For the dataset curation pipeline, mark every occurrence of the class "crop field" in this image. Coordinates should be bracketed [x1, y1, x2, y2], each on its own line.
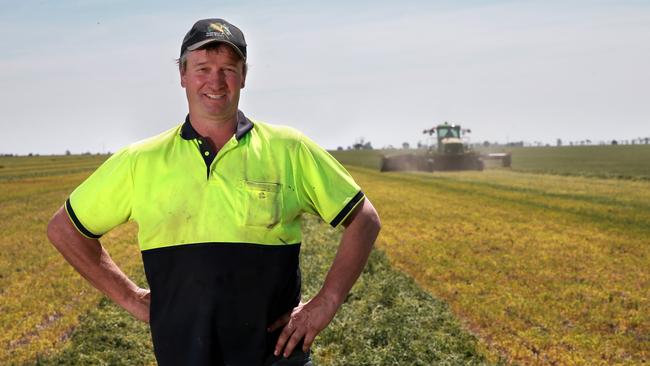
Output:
[0, 155, 144, 364]
[348, 166, 649, 365]
[0, 155, 108, 181]
[484, 145, 650, 180]
[0, 155, 487, 365]
[331, 144, 650, 179]
[3, 150, 649, 366]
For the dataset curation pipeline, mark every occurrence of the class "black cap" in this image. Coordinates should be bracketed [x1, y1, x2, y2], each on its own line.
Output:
[180, 18, 247, 60]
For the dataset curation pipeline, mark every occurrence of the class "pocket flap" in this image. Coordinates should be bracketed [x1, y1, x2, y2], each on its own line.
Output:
[245, 181, 281, 193]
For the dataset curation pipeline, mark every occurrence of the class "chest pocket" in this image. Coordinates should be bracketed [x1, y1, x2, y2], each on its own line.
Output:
[244, 181, 282, 228]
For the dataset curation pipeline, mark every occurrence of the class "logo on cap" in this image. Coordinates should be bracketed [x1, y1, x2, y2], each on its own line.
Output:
[207, 23, 232, 38]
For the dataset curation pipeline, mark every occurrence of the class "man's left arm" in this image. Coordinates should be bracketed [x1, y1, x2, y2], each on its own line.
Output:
[269, 197, 381, 358]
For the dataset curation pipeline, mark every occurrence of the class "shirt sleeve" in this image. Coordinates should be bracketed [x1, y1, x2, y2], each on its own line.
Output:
[293, 135, 365, 228]
[65, 147, 134, 239]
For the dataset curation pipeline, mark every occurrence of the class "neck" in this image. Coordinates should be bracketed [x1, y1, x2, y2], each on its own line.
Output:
[189, 110, 238, 151]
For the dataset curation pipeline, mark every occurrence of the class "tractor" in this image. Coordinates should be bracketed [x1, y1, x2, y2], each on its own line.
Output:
[380, 122, 511, 172]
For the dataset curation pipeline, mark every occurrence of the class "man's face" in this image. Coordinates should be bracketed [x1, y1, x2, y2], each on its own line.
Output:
[180, 45, 246, 120]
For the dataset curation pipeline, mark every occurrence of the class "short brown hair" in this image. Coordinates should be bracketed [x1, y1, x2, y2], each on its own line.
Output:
[176, 42, 248, 74]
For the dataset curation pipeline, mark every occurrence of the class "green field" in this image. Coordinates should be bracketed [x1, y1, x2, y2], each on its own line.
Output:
[331, 144, 650, 179]
[0, 155, 488, 365]
[495, 145, 650, 179]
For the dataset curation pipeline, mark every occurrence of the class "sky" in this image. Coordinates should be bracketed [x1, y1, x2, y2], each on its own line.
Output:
[1, 0, 649, 155]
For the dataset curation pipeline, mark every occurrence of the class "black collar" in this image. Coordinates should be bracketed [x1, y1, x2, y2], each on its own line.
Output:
[180, 110, 254, 141]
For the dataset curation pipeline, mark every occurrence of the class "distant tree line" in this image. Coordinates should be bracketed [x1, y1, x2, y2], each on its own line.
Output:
[368, 136, 650, 150]
[336, 136, 650, 151]
[556, 136, 650, 147]
[337, 137, 374, 151]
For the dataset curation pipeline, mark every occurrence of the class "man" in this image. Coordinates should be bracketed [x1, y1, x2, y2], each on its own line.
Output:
[47, 18, 380, 366]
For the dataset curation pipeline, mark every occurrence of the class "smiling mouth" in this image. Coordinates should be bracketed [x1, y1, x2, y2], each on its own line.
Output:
[205, 93, 225, 100]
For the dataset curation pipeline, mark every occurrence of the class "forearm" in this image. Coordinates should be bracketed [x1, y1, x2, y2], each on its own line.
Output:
[61, 238, 139, 306]
[47, 206, 148, 320]
[272, 198, 381, 356]
[317, 198, 381, 308]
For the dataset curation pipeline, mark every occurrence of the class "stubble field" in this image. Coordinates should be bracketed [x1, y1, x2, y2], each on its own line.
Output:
[347, 166, 649, 365]
[2, 150, 648, 365]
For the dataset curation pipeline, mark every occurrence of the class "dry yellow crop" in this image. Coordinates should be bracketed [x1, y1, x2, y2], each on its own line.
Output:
[350, 167, 649, 366]
[0, 169, 143, 364]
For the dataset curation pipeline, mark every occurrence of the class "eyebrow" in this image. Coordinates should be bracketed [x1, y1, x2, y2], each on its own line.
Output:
[192, 60, 240, 68]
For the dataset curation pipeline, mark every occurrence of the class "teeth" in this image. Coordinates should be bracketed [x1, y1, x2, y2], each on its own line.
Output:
[206, 94, 224, 99]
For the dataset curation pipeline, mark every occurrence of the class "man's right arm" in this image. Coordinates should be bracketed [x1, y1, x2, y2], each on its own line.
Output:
[47, 206, 150, 322]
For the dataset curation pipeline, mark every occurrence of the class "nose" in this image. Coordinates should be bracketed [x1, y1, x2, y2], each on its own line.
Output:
[207, 69, 226, 86]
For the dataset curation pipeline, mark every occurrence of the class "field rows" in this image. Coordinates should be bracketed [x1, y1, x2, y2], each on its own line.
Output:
[3, 153, 648, 365]
[349, 166, 649, 365]
[0, 156, 107, 181]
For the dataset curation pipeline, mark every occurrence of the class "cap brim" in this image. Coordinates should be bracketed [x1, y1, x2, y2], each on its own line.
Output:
[186, 39, 246, 60]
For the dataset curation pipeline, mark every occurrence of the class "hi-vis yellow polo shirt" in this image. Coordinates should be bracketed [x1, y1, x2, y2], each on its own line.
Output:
[64, 110, 365, 365]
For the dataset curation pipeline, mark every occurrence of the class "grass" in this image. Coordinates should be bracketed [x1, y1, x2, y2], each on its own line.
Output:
[497, 145, 650, 180]
[300, 216, 490, 365]
[1, 156, 489, 365]
[0, 169, 146, 365]
[328, 149, 387, 170]
[330, 144, 650, 180]
[33, 289, 155, 366]
[348, 166, 649, 365]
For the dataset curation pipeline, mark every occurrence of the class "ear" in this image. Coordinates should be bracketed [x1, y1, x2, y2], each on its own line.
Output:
[240, 64, 247, 89]
[180, 68, 187, 88]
